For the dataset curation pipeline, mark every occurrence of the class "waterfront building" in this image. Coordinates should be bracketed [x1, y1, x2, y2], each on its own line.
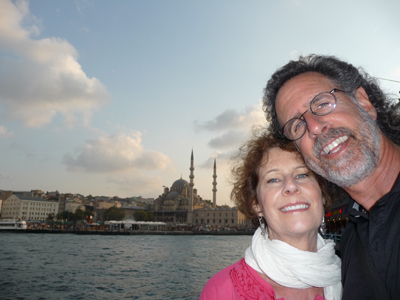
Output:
[64, 199, 85, 213]
[153, 150, 207, 224]
[153, 150, 247, 227]
[1, 194, 59, 220]
[194, 206, 247, 227]
[93, 200, 121, 210]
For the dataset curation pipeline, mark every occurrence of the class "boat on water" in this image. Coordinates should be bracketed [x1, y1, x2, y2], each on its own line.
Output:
[0, 219, 27, 230]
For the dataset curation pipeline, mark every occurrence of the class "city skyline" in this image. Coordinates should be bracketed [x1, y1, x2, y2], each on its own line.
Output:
[0, 0, 399, 205]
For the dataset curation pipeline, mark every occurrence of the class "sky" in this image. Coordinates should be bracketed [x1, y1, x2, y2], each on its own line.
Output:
[0, 0, 399, 205]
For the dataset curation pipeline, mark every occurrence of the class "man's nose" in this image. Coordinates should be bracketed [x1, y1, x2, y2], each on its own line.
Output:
[305, 113, 330, 139]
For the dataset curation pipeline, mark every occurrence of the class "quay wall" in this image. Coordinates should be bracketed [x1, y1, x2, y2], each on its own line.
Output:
[0, 229, 254, 235]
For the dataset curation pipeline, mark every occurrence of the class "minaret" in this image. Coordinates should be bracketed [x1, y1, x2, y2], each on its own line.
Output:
[212, 158, 217, 208]
[188, 149, 195, 224]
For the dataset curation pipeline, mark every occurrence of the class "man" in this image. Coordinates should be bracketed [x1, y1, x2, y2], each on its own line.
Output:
[262, 54, 400, 299]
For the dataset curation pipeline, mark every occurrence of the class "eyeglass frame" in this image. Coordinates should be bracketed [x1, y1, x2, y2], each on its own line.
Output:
[282, 88, 345, 141]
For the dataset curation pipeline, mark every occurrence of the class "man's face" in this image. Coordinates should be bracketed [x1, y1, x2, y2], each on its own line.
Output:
[275, 72, 381, 188]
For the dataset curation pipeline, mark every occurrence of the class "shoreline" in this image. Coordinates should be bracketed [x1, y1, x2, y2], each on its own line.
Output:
[0, 229, 254, 235]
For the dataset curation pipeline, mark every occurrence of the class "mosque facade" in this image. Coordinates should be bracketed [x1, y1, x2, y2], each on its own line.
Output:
[153, 150, 247, 227]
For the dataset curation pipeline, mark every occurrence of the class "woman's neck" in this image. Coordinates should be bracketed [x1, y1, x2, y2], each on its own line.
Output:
[268, 230, 319, 252]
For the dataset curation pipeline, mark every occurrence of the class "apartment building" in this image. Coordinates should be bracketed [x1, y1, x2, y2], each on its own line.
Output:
[1, 194, 59, 220]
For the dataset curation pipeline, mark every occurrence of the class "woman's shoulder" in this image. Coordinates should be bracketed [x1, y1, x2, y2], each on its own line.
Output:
[199, 259, 276, 300]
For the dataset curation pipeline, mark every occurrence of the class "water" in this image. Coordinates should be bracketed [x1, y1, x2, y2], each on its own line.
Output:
[0, 233, 252, 300]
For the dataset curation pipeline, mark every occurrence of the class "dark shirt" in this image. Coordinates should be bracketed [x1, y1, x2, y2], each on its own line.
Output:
[341, 174, 400, 300]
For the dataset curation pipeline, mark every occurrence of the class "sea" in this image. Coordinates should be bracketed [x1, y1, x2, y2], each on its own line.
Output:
[0, 233, 252, 300]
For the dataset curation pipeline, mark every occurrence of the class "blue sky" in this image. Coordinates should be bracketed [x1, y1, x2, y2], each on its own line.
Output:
[0, 0, 399, 205]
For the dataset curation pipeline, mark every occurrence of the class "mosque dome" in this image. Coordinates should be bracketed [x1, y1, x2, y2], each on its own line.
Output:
[166, 191, 180, 200]
[171, 179, 189, 188]
[180, 197, 190, 205]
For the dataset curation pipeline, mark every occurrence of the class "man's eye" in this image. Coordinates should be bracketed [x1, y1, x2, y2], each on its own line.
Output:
[293, 120, 305, 133]
[317, 102, 329, 109]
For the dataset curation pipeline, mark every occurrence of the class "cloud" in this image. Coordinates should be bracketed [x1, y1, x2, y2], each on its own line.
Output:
[107, 173, 164, 197]
[194, 104, 265, 132]
[0, 126, 13, 138]
[198, 150, 236, 169]
[207, 129, 247, 149]
[63, 132, 171, 173]
[195, 102, 267, 171]
[0, 0, 109, 127]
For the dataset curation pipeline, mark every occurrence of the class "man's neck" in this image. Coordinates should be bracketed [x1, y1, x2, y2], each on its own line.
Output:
[344, 136, 400, 211]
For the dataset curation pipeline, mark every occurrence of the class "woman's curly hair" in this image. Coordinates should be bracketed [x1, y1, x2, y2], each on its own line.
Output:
[230, 127, 333, 228]
[263, 54, 400, 144]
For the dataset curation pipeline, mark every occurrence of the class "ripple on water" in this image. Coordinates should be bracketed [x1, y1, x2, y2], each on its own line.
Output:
[0, 233, 251, 300]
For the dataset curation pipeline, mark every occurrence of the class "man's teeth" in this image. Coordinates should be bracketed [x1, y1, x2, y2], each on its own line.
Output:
[323, 136, 349, 155]
[281, 204, 309, 212]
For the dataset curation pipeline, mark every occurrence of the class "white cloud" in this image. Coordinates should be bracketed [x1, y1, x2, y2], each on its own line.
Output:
[198, 150, 235, 169]
[207, 129, 247, 149]
[0, 0, 109, 127]
[107, 173, 164, 197]
[194, 104, 265, 132]
[0, 126, 13, 138]
[63, 132, 171, 173]
[195, 103, 266, 168]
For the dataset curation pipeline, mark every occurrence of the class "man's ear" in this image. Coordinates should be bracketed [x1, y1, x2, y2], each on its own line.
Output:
[355, 86, 377, 120]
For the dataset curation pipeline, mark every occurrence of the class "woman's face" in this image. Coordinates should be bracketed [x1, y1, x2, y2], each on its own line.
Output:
[255, 148, 324, 242]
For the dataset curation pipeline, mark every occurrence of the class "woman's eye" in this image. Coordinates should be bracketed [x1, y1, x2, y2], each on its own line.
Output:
[267, 178, 279, 183]
[296, 173, 309, 179]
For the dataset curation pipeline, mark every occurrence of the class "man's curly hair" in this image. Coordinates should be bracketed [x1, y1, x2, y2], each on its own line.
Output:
[263, 54, 400, 144]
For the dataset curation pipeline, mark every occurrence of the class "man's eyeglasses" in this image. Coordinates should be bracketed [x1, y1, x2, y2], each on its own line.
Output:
[282, 88, 344, 141]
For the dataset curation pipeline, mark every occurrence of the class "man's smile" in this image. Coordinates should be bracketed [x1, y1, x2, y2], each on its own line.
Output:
[322, 135, 349, 155]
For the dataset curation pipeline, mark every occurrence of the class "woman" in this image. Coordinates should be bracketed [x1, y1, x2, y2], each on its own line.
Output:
[199, 130, 341, 300]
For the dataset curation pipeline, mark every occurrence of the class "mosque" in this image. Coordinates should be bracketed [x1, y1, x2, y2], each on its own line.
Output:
[153, 151, 247, 227]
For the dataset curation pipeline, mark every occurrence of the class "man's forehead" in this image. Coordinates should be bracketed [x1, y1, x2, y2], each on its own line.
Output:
[275, 72, 334, 119]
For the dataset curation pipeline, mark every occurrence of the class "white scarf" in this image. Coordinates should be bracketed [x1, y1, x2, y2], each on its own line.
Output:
[245, 228, 342, 300]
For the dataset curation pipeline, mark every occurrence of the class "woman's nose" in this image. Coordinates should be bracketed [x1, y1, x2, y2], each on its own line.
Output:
[283, 177, 300, 195]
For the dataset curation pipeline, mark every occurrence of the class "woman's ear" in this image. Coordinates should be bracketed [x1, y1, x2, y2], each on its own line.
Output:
[252, 201, 262, 216]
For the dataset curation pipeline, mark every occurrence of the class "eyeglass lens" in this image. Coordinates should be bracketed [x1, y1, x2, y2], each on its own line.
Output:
[284, 91, 337, 140]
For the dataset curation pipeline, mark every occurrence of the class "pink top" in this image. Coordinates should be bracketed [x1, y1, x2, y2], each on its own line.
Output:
[199, 258, 326, 300]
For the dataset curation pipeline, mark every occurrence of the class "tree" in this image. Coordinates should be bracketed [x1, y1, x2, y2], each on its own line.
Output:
[103, 207, 125, 221]
[47, 213, 55, 221]
[57, 211, 70, 221]
[72, 209, 84, 221]
[133, 210, 154, 221]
